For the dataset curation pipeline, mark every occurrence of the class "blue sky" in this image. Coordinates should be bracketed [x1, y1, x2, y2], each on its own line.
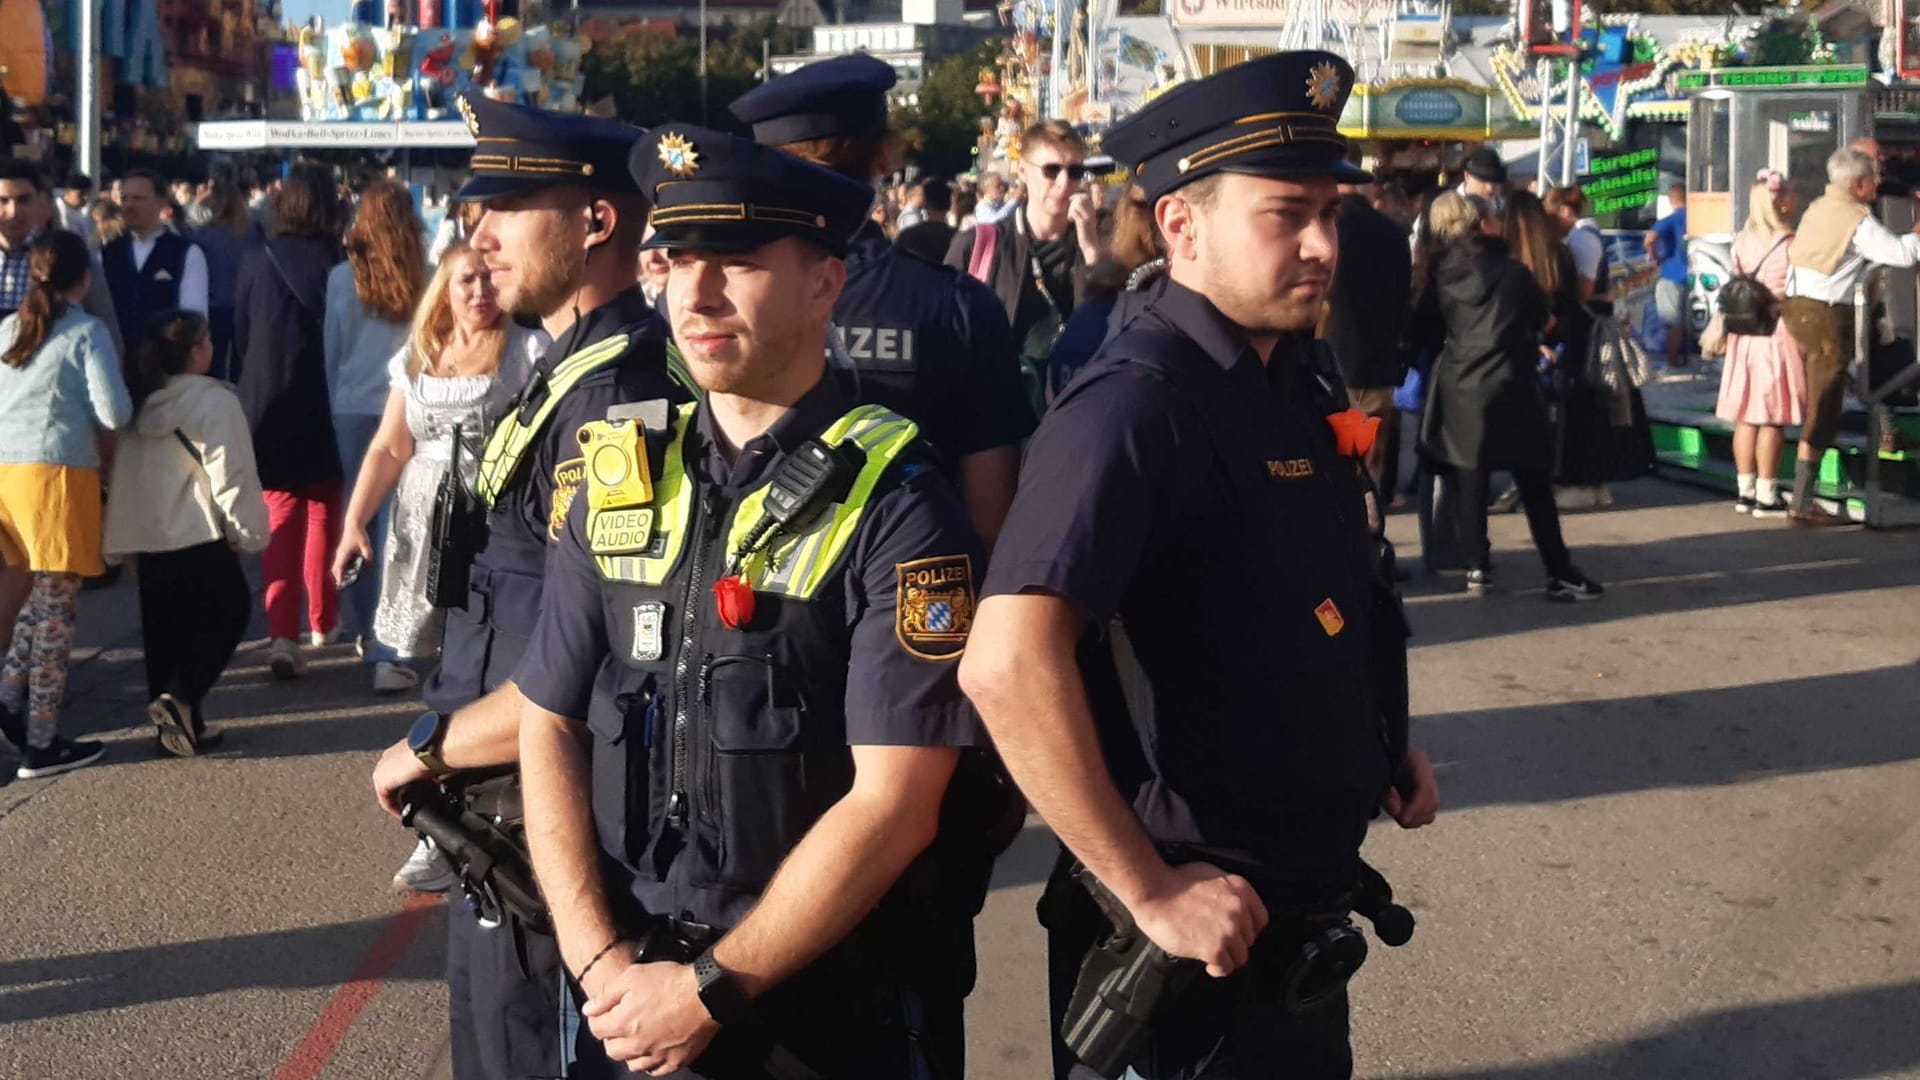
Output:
[278, 0, 331, 31]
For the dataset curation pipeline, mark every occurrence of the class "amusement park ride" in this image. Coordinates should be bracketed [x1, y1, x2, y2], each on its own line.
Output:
[1661, 4, 1920, 526]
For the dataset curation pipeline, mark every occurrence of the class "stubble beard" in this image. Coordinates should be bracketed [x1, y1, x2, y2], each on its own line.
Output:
[506, 235, 584, 319]
[1200, 247, 1320, 336]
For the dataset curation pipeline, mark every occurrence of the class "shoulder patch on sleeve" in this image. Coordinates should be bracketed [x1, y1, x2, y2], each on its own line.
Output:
[549, 456, 585, 542]
[895, 554, 975, 661]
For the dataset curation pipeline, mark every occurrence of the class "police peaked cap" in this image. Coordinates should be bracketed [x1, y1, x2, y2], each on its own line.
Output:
[631, 124, 875, 259]
[729, 54, 898, 146]
[1102, 50, 1371, 204]
[453, 92, 647, 203]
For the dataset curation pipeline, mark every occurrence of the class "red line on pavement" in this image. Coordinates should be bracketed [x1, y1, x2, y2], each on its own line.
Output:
[273, 892, 442, 1080]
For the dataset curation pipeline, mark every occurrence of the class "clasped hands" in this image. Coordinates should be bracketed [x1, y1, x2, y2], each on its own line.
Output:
[582, 953, 720, 1076]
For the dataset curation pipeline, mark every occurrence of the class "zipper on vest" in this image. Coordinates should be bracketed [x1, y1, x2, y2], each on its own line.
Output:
[668, 487, 726, 829]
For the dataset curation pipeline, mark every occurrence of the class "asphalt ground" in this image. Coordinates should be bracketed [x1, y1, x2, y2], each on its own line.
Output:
[1, 474, 1916, 1079]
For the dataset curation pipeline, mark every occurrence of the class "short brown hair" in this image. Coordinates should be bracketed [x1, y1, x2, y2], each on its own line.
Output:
[1542, 185, 1589, 218]
[781, 132, 902, 184]
[597, 191, 650, 263]
[1019, 120, 1086, 161]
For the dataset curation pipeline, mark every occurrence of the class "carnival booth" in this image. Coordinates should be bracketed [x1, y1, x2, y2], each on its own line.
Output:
[1665, 62, 1920, 526]
[194, 0, 592, 192]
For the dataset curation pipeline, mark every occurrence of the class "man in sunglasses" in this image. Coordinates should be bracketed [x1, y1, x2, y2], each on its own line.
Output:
[949, 121, 1106, 409]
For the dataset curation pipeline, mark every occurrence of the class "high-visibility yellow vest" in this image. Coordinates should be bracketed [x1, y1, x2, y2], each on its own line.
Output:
[587, 402, 919, 598]
[476, 334, 696, 505]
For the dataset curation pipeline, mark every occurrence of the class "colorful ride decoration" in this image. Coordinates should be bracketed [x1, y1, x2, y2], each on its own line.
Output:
[1488, 11, 1843, 139]
[295, 0, 589, 122]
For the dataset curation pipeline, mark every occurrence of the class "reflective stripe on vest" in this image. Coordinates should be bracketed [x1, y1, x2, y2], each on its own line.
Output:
[593, 403, 919, 599]
[477, 337, 698, 506]
[477, 334, 632, 505]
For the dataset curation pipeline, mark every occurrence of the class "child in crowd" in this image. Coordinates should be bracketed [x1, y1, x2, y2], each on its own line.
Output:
[0, 231, 133, 778]
[105, 310, 268, 756]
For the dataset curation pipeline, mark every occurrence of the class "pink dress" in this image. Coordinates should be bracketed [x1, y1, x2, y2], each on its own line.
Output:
[1716, 228, 1807, 426]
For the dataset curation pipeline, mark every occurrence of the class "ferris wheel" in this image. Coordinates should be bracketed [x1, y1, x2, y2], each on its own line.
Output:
[1273, 0, 1455, 84]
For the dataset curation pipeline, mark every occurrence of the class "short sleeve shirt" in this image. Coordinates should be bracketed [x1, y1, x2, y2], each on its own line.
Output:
[1653, 209, 1689, 283]
[1566, 222, 1606, 284]
[419, 289, 684, 715]
[982, 279, 1389, 898]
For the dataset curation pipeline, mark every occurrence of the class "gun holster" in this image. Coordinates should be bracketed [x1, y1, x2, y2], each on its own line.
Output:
[399, 778, 550, 935]
[1053, 856, 1416, 1078]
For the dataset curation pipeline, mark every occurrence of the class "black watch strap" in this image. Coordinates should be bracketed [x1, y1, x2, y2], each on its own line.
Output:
[693, 948, 752, 1028]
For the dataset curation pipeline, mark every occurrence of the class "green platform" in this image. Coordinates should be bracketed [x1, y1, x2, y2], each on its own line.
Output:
[1647, 402, 1920, 523]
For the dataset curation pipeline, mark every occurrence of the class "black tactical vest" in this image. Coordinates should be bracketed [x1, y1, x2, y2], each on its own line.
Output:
[579, 402, 923, 927]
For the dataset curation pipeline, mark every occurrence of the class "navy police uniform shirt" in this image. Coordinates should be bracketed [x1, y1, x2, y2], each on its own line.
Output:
[833, 221, 1036, 468]
[981, 277, 1392, 904]
[516, 375, 986, 921]
[422, 287, 687, 715]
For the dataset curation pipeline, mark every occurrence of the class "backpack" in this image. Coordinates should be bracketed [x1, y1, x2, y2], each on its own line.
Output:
[1716, 236, 1788, 336]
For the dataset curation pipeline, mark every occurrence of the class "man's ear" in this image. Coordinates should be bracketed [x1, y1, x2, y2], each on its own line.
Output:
[816, 252, 848, 308]
[1156, 194, 1197, 261]
[584, 197, 613, 253]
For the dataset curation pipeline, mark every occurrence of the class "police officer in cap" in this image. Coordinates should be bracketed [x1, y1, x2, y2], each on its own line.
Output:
[517, 125, 988, 1079]
[960, 52, 1441, 1078]
[366, 92, 691, 1080]
[730, 55, 1035, 545]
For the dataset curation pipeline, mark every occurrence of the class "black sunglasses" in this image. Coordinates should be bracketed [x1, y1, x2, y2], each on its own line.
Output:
[1034, 162, 1090, 182]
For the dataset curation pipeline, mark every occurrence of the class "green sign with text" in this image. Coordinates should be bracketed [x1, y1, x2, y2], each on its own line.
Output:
[1675, 65, 1869, 92]
[1580, 147, 1660, 217]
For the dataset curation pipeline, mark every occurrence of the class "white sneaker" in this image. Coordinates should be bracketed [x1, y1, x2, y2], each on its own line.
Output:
[393, 837, 458, 893]
[373, 661, 420, 694]
[307, 627, 341, 648]
[1554, 486, 1594, 511]
[268, 637, 308, 680]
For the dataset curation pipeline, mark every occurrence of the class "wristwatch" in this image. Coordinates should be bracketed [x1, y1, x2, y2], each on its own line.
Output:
[407, 710, 454, 779]
[693, 947, 751, 1028]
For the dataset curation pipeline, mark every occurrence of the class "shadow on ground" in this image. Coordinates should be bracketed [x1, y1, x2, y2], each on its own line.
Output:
[1421, 663, 1920, 812]
[1399, 523, 1920, 649]
[1395, 978, 1920, 1080]
[0, 904, 449, 1023]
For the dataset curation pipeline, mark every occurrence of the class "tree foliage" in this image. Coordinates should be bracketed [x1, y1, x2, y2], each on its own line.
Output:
[584, 19, 1001, 177]
[893, 41, 1000, 178]
[581, 17, 806, 129]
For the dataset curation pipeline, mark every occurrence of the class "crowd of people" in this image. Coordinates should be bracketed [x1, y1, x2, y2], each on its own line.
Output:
[0, 126, 1647, 784]
[3, 49, 1906, 1080]
[0, 157, 549, 787]
[2, 120, 1894, 778]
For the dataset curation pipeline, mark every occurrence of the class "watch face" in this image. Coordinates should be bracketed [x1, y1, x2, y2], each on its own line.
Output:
[408, 711, 442, 753]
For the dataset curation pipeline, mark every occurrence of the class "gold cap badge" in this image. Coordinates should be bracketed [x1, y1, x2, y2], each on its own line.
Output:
[456, 94, 481, 137]
[1306, 60, 1343, 112]
[658, 133, 700, 179]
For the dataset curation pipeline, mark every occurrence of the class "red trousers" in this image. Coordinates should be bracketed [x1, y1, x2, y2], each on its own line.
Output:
[262, 481, 341, 642]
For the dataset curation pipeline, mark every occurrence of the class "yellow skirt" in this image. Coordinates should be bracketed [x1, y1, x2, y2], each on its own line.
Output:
[0, 464, 104, 576]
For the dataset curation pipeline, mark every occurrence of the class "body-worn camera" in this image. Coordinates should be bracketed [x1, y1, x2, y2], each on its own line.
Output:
[577, 419, 653, 510]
